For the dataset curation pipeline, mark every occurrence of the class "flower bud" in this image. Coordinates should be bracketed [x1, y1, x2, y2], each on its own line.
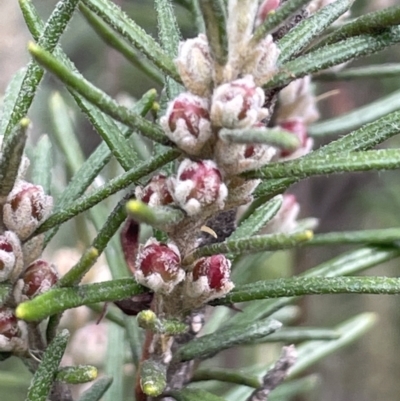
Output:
[175, 34, 213, 97]
[256, 0, 281, 26]
[0, 308, 19, 339]
[134, 238, 185, 294]
[276, 77, 319, 124]
[3, 181, 53, 240]
[135, 174, 174, 207]
[215, 138, 276, 175]
[278, 119, 313, 160]
[210, 76, 268, 128]
[0, 231, 24, 283]
[22, 260, 58, 299]
[186, 254, 234, 302]
[242, 35, 280, 86]
[170, 159, 228, 216]
[160, 93, 212, 155]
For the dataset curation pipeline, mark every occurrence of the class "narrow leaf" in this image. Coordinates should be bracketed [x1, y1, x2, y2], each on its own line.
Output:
[184, 231, 313, 264]
[316, 5, 400, 48]
[215, 276, 400, 305]
[253, 327, 340, 343]
[35, 148, 180, 235]
[26, 330, 69, 401]
[219, 128, 300, 150]
[57, 366, 98, 384]
[288, 313, 376, 378]
[278, 0, 354, 63]
[199, 0, 228, 66]
[264, 26, 400, 90]
[16, 278, 146, 321]
[31, 135, 52, 193]
[6, 0, 80, 137]
[79, 4, 163, 85]
[78, 377, 113, 401]
[49, 92, 85, 175]
[314, 63, 400, 81]
[28, 42, 170, 146]
[126, 200, 185, 227]
[252, 0, 312, 43]
[192, 368, 260, 388]
[244, 149, 400, 180]
[168, 388, 228, 401]
[175, 318, 282, 361]
[140, 359, 167, 397]
[232, 195, 283, 239]
[0, 118, 28, 198]
[155, 0, 182, 99]
[309, 88, 400, 136]
[82, 0, 181, 82]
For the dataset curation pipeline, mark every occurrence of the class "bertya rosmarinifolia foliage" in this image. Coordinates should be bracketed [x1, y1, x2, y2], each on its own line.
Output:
[1, 0, 400, 400]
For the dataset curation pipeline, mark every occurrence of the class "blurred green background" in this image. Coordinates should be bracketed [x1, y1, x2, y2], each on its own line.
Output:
[1, 1, 400, 400]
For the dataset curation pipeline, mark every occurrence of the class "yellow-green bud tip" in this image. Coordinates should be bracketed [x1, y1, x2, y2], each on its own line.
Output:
[87, 366, 98, 380]
[138, 309, 157, 323]
[142, 382, 163, 397]
[304, 230, 314, 240]
[15, 303, 29, 320]
[20, 118, 30, 128]
[126, 200, 146, 214]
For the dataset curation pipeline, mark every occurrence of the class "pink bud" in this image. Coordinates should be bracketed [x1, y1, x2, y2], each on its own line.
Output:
[186, 255, 234, 302]
[160, 93, 212, 155]
[0, 231, 23, 283]
[175, 34, 213, 97]
[3, 181, 53, 240]
[135, 174, 174, 207]
[134, 239, 185, 294]
[170, 159, 228, 216]
[211, 75, 268, 128]
[256, 0, 281, 26]
[278, 118, 313, 160]
[0, 308, 19, 339]
[22, 260, 58, 299]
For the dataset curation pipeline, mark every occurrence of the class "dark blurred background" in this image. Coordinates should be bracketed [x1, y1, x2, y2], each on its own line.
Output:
[1, 1, 400, 400]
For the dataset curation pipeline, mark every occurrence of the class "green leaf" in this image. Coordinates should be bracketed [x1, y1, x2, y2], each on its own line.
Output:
[264, 26, 400, 90]
[140, 359, 167, 397]
[192, 368, 260, 388]
[184, 231, 313, 264]
[244, 149, 400, 180]
[252, 327, 340, 343]
[31, 135, 52, 193]
[168, 388, 228, 401]
[35, 148, 180, 235]
[26, 329, 69, 401]
[305, 227, 400, 246]
[252, 0, 313, 43]
[79, 4, 163, 85]
[175, 318, 282, 361]
[28, 42, 170, 146]
[104, 324, 125, 401]
[6, 0, 80, 137]
[314, 63, 400, 81]
[309, 88, 400, 136]
[231, 195, 283, 239]
[219, 128, 300, 150]
[0, 67, 26, 137]
[82, 0, 181, 82]
[316, 5, 400, 48]
[288, 313, 376, 378]
[49, 92, 85, 175]
[16, 278, 146, 321]
[278, 0, 354, 63]
[228, 245, 400, 326]
[269, 376, 319, 401]
[78, 377, 113, 401]
[57, 366, 98, 384]
[215, 276, 400, 305]
[155, 0, 183, 99]
[126, 200, 185, 227]
[255, 110, 400, 199]
[199, 0, 227, 67]
[0, 118, 28, 198]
